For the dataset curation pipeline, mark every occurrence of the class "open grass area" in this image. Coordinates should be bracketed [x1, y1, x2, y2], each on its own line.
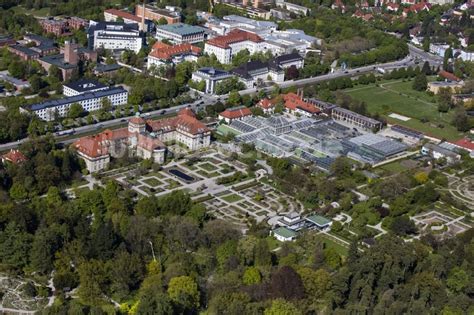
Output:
[143, 177, 161, 187]
[378, 160, 409, 174]
[12, 6, 51, 17]
[221, 194, 244, 203]
[320, 234, 349, 257]
[344, 80, 465, 140]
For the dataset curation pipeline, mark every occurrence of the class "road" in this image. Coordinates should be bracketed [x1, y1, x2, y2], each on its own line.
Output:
[0, 47, 437, 152]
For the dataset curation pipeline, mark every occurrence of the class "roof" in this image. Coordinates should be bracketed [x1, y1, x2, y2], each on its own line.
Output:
[231, 60, 278, 79]
[438, 70, 461, 82]
[147, 108, 209, 135]
[129, 115, 146, 125]
[257, 98, 276, 109]
[332, 106, 381, 125]
[88, 21, 139, 33]
[95, 63, 121, 73]
[105, 8, 142, 23]
[452, 138, 474, 151]
[27, 87, 127, 111]
[195, 67, 231, 78]
[283, 93, 320, 114]
[306, 214, 332, 226]
[273, 227, 297, 238]
[206, 29, 263, 49]
[149, 43, 201, 60]
[137, 133, 165, 151]
[424, 143, 460, 158]
[156, 23, 206, 36]
[2, 149, 27, 164]
[273, 52, 303, 65]
[9, 45, 40, 57]
[39, 54, 78, 70]
[23, 34, 55, 47]
[74, 134, 109, 158]
[63, 79, 107, 93]
[219, 106, 252, 119]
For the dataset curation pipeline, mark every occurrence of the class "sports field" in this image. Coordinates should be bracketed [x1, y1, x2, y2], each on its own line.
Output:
[344, 80, 465, 140]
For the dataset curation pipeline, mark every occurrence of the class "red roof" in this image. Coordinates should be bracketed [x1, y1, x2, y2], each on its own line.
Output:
[219, 106, 252, 119]
[207, 29, 263, 49]
[147, 108, 209, 135]
[137, 133, 165, 151]
[386, 2, 399, 10]
[179, 107, 197, 118]
[105, 8, 142, 23]
[452, 138, 474, 151]
[282, 93, 320, 114]
[149, 43, 201, 60]
[129, 116, 146, 125]
[257, 98, 276, 109]
[2, 149, 27, 164]
[439, 70, 461, 82]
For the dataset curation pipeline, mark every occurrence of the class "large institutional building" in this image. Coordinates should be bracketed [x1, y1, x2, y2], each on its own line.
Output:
[24, 86, 128, 121]
[73, 108, 211, 173]
[88, 21, 144, 53]
[204, 29, 265, 64]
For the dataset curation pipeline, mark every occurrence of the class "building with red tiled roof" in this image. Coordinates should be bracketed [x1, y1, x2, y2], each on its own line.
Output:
[386, 2, 400, 11]
[104, 9, 151, 32]
[147, 42, 201, 69]
[257, 98, 277, 114]
[73, 110, 210, 173]
[204, 29, 265, 64]
[451, 138, 474, 155]
[438, 70, 462, 82]
[218, 106, 253, 123]
[402, 2, 431, 16]
[282, 92, 320, 117]
[1, 149, 28, 165]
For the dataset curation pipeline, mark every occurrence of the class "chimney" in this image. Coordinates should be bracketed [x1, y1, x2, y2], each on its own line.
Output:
[141, 0, 146, 32]
[64, 40, 78, 65]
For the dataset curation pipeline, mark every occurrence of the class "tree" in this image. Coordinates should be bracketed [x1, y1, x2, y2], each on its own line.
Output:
[452, 107, 470, 131]
[49, 65, 63, 82]
[264, 299, 302, 315]
[29, 74, 44, 93]
[0, 222, 32, 270]
[8, 60, 26, 79]
[412, 73, 427, 91]
[414, 171, 429, 184]
[389, 216, 417, 236]
[68, 103, 84, 119]
[243, 266, 262, 285]
[227, 90, 241, 106]
[269, 266, 305, 300]
[297, 267, 332, 299]
[136, 291, 173, 315]
[77, 259, 109, 306]
[167, 276, 200, 311]
[422, 61, 431, 75]
[156, 17, 168, 25]
[446, 267, 470, 293]
[331, 157, 352, 178]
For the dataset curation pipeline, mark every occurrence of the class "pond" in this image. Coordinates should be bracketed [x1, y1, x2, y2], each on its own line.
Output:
[168, 168, 195, 182]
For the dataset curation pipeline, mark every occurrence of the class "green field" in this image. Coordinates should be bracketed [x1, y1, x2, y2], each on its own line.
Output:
[221, 194, 244, 203]
[344, 80, 465, 141]
[12, 6, 51, 17]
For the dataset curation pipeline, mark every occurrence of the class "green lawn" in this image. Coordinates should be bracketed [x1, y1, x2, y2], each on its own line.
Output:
[143, 177, 162, 187]
[319, 234, 349, 257]
[379, 160, 408, 174]
[12, 6, 50, 17]
[344, 80, 464, 140]
[221, 194, 244, 203]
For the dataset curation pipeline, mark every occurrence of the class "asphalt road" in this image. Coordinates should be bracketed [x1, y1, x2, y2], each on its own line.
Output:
[0, 48, 440, 152]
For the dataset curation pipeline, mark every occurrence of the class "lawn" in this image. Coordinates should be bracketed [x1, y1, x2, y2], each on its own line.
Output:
[12, 6, 51, 17]
[221, 194, 244, 203]
[319, 234, 349, 257]
[344, 80, 464, 140]
[199, 162, 217, 172]
[378, 160, 409, 174]
[143, 177, 162, 187]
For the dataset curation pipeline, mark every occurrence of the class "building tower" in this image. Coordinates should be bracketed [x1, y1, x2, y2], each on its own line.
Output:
[141, 0, 146, 32]
[64, 40, 79, 65]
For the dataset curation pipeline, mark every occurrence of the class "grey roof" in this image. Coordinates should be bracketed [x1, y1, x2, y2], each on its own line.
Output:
[63, 79, 107, 93]
[273, 52, 303, 64]
[332, 107, 382, 125]
[425, 143, 459, 158]
[88, 21, 139, 33]
[349, 134, 407, 156]
[94, 63, 121, 73]
[9, 45, 40, 57]
[27, 87, 127, 111]
[196, 67, 230, 77]
[39, 54, 77, 70]
[24, 34, 55, 47]
[156, 23, 206, 36]
[231, 60, 281, 79]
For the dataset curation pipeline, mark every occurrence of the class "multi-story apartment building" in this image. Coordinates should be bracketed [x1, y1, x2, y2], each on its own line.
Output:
[135, 4, 181, 24]
[204, 29, 264, 64]
[63, 79, 108, 97]
[24, 87, 128, 121]
[147, 42, 201, 69]
[88, 21, 144, 53]
[155, 23, 206, 44]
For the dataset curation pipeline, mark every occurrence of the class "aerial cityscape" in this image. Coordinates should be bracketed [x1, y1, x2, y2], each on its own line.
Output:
[0, 0, 472, 313]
